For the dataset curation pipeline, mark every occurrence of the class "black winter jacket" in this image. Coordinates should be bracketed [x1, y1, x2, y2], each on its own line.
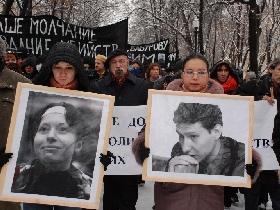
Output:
[90, 73, 149, 106]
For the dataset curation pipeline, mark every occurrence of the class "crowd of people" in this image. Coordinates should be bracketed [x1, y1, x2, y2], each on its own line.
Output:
[0, 35, 279, 210]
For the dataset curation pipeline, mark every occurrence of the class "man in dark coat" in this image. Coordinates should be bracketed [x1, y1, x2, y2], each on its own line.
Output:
[237, 57, 280, 210]
[90, 49, 149, 210]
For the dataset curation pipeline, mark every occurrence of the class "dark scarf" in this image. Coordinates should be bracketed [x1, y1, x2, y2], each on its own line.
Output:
[49, 76, 79, 90]
[111, 71, 129, 86]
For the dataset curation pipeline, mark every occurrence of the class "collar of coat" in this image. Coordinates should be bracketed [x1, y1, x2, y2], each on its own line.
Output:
[103, 72, 138, 87]
[166, 78, 224, 94]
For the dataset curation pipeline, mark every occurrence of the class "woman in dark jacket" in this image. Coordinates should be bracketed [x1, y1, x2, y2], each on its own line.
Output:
[22, 55, 38, 80]
[210, 60, 240, 95]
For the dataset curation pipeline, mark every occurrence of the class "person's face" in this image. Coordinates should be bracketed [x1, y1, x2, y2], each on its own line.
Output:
[150, 66, 160, 79]
[52, 62, 76, 85]
[83, 63, 90, 70]
[34, 113, 82, 170]
[17, 57, 26, 66]
[25, 65, 35, 74]
[269, 63, 280, 86]
[5, 56, 17, 64]
[109, 55, 129, 80]
[132, 63, 140, 69]
[176, 122, 221, 163]
[245, 75, 251, 82]
[217, 64, 230, 83]
[95, 59, 105, 72]
[181, 58, 209, 92]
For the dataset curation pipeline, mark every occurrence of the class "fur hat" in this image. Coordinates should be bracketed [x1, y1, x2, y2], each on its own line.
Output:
[105, 49, 128, 68]
[0, 37, 7, 58]
[95, 54, 106, 63]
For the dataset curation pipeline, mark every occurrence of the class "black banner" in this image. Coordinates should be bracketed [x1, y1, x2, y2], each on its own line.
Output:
[167, 51, 180, 68]
[127, 39, 169, 68]
[0, 15, 128, 57]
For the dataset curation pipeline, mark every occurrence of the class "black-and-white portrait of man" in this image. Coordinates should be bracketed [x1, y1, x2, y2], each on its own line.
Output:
[152, 103, 245, 177]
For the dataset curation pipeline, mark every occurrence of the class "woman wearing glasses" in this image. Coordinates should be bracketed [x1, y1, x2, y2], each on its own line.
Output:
[133, 53, 225, 210]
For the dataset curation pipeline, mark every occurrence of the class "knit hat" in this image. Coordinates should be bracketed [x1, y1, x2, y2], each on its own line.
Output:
[33, 42, 88, 91]
[43, 42, 83, 73]
[0, 37, 7, 58]
[105, 49, 128, 68]
[95, 54, 107, 63]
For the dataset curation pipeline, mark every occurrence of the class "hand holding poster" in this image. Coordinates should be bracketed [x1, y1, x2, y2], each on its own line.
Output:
[0, 83, 114, 209]
[253, 100, 279, 170]
[143, 89, 253, 188]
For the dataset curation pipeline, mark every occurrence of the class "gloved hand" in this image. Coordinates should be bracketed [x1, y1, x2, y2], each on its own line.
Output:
[139, 142, 150, 163]
[99, 151, 114, 171]
[245, 158, 258, 178]
[0, 147, 12, 168]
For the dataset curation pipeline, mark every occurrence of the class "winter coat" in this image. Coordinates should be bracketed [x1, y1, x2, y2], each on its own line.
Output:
[21, 56, 38, 80]
[0, 67, 31, 149]
[0, 67, 31, 210]
[132, 78, 225, 210]
[90, 72, 150, 106]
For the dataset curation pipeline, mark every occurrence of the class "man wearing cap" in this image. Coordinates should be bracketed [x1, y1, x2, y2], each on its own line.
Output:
[90, 49, 150, 210]
[0, 37, 31, 210]
[16, 46, 29, 68]
[92, 54, 109, 83]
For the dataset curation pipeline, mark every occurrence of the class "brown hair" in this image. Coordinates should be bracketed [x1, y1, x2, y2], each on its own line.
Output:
[146, 62, 162, 79]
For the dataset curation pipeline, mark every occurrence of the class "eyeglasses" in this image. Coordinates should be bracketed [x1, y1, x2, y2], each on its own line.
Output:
[110, 59, 127, 65]
[183, 69, 208, 77]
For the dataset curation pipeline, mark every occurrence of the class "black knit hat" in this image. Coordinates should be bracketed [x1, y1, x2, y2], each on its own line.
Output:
[33, 42, 88, 91]
[105, 49, 128, 69]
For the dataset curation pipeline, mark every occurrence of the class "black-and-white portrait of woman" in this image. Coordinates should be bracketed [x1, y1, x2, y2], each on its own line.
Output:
[10, 91, 104, 199]
[0, 83, 114, 209]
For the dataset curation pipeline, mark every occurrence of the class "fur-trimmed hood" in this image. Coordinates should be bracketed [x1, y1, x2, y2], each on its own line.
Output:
[166, 78, 224, 94]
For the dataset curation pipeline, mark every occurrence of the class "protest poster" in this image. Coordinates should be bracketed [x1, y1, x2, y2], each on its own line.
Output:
[253, 100, 279, 170]
[143, 89, 254, 188]
[0, 15, 128, 57]
[0, 83, 114, 209]
[105, 106, 147, 175]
